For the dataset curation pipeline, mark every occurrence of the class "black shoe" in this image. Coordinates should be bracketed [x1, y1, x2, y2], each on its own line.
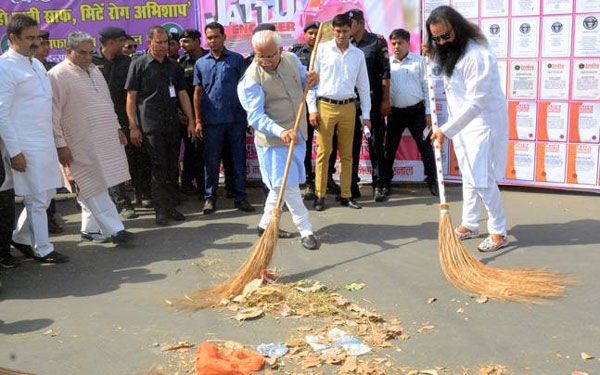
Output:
[155, 211, 168, 226]
[203, 199, 216, 215]
[257, 226, 294, 239]
[0, 254, 19, 268]
[382, 187, 391, 197]
[313, 197, 325, 211]
[351, 184, 362, 199]
[340, 198, 362, 209]
[10, 241, 35, 259]
[303, 184, 316, 201]
[80, 231, 111, 243]
[326, 178, 341, 195]
[301, 234, 319, 250]
[374, 188, 386, 202]
[48, 217, 63, 234]
[34, 251, 69, 264]
[234, 199, 255, 212]
[111, 230, 135, 245]
[428, 182, 439, 196]
[168, 209, 185, 221]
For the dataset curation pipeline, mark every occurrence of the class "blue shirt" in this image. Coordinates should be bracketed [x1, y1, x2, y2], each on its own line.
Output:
[193, 48, 247, 125]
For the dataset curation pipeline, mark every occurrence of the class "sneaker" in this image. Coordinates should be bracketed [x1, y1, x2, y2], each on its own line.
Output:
[454, 227, 479, 240]
[119, 208, 139, 219]
[203, 199, 216, 215]
[373, 188, 386, 202]
[81, 232, 111, 243]
[477, 236, 509, 253]
[34, 251, 69, 264]
[0, 254, 19, 268]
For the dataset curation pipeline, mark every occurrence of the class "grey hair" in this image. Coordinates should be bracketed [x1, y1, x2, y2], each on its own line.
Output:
[251, 30, 282, 50]
[67, 31, 94, 50]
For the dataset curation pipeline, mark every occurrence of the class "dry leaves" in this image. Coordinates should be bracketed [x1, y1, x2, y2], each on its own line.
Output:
[417, 325, 435, 333]
[581, 352, 594, 360]
[340, 356, 358, 373]
[42, 329, 59, 337]
[456, 308, 464, 313]
[478, 364, 506, 375]
[476, 295, 489, 304]
[300, 355, 322, 369]
[234, 307, 264, 322]
[160, 342, 194, 352]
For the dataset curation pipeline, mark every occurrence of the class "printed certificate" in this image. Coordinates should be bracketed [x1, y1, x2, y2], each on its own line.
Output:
[509, 60, 539, 99]
[512, 0, 540, 15]
[511, 17, 540, 57]
[572, 59, 600, 100]
[567, 144, 599, 184]
[540, 59, 571, 99]
[536, 142, 567, 182]
[542, 16, 573, 57]
[543, 0, 573, 14]
[569, 102, 600, 142]
[482, 0, 509, 17]
[506, 141, 536, 180]
[452, 0, 480, 18]
[538, 102, 569, 141]
[574, 14, 600, 57]
[482, 18, 509, 57]
[509, 101, 538, 140]
[576, 0, 600, 13]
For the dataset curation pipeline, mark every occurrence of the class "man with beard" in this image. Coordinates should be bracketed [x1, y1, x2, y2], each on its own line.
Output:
[427, 6, 509, 252]
[178, 29, 207, 198]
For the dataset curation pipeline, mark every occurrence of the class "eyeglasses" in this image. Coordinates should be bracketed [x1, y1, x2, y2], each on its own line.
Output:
[255, 51, 280, 61]
[432, 29, 453, 43]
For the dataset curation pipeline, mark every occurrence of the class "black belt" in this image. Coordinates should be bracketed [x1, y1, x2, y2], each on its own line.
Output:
[393, 101, 425, 111]
[318, 97, 355, 105]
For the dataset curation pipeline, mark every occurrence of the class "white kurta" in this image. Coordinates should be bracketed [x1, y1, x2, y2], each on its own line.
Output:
[440, 41, 509, 189]
[0, 49, 62, 196]
[48, 60, 130, 199]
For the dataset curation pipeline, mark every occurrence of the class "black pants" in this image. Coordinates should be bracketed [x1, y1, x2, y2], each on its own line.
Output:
[126, 137, 152, 200]
[0, 188, 15, 258]
[352, 109, 386, 189]
[144, 131, 180, 213]
[181, 127, 205, 195]
[384, 103, 436, 187]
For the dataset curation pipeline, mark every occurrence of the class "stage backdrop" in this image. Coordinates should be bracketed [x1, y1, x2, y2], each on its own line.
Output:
[423, 0, 600, 192]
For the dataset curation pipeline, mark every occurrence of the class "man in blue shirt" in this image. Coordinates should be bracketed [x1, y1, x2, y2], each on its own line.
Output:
[193, 22, 254, 214]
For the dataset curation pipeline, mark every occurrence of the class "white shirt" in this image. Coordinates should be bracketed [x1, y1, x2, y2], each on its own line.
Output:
[390, 52, 430, 114]
[307, 40, 371, 119]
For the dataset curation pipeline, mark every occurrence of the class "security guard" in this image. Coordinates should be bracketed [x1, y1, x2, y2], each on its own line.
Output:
[345, 9, 391, 202]
[178, 29, 207, 197]
[289, 21, 340, 199]
[93, 26, 152, 215]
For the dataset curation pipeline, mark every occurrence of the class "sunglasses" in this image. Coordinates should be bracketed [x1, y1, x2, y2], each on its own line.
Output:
[432, 29, 453, 43]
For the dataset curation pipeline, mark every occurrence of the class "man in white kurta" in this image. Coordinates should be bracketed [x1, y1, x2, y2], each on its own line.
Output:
[428, 6, 509, 252]
[0, 15, 67, 263]
[48, 32, 134, 245]
[237, 30, 319, 250]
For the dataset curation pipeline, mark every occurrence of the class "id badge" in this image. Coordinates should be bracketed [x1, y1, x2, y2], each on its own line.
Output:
[169, 84, 176, 98]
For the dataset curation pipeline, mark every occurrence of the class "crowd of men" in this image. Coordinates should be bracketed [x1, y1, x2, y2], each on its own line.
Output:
[2, 6, 509, 275]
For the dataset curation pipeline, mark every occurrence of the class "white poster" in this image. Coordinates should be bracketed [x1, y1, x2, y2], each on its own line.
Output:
[512, 0, 540, 15]
[574, 102, 600, 142]
[541, 143, 567, 182]
[543, 0, 573, 14]
[424, 0, 450, 19]
[482, 18, 509, 57]
[510, 141, 536, 180]
[542, 16, 573, 57]
[515, 102, 538, 139]
[573, 59, 600, 100]
[574, 14, 600, 57]
[540, 60, 571, 99]
[511, 17, 541, 57]
[510, 60, 539, 99]
[542, 102, 569, 141]
[576, 0, 600, 13]
[452, 0, 480, 18]
[497, 59, 508, 95]
[570, 144, 600, 185]
[482, 0, 509, 17]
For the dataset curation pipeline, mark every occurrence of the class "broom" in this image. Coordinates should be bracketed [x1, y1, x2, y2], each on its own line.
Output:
[424, 55, 574, 303]
[171, 23, 325, 309]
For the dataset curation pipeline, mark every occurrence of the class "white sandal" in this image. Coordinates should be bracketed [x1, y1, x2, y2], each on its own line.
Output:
[454, 227, 479, 240]
[477, 236, 509, 253]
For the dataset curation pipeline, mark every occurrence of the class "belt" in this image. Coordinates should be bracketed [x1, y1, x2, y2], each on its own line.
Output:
[318, 97, 355, 105]
[394, 101, 425, 111]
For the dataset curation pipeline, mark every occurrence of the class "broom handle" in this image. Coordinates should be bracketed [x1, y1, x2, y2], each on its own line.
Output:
[274, 22, 325, 211]
[424, 55, 448, 208]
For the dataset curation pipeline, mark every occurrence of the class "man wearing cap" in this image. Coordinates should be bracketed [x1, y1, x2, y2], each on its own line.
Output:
[178, 29, 207, 198]
[193, 22, 254, 215]
[0, 15, 68, 264]
[126, 26, 196, 226]
[92, 26, 143, 220]
[346, 8, 391, 202]
[307, 13, 370, 211]
[33, 29, 63, 234]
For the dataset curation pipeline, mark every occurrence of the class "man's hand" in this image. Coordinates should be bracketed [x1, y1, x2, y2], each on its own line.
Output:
[380, 101, 391, 117]
[187, 119, 196, 141]
[178, 110, 188, 126]
[306, 71, 319, 87]
[10, 153, 26, 172]
[195, 121, 204, 141]
[362, 118, 372, 130]
[309, 112, 319, 130]
[430, 128, 445, 147]
[421, 43, 430, 56]
[57, 147, 73, 168]
[130, 127, 143, 147]
[280, 129, 299, 145]
[425, 115, 432, 129]
[118, 129, 128, 146]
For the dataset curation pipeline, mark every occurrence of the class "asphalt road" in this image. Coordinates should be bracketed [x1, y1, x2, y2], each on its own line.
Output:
[0, 185, 598, 374]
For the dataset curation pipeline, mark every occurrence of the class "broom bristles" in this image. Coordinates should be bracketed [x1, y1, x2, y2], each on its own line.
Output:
[171, 215, 281, 310]
[438, 211, 575, 303]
